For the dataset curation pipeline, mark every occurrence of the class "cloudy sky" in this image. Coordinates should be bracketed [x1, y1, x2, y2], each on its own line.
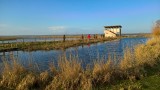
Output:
[0, 0, 160, 35]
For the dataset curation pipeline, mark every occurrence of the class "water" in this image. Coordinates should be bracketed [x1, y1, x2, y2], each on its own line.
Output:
[0, 37, 148, 71]
[0, 38, 79, 43]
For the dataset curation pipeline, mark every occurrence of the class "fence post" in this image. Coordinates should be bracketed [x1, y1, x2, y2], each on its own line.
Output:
[94, 34, 96, 39]
[101, 34, 103, 39]
[63, 35, 66, 42]
[81, 34, 84, 40]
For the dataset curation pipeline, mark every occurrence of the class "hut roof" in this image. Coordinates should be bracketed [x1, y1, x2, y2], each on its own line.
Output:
[104, 25, 122, 28]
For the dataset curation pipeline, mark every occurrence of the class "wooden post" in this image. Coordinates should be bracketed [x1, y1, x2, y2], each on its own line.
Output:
[102, 34, 105, 38]
[101, 34, 103, 38]
[63, 35, 66, 42]
[81, 34, 84, 40]
[120, 28, 121, 37]
[94, 34, 96, 39]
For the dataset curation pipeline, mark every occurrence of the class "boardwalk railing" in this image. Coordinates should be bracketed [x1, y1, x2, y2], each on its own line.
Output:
[0, 34, 105, 44]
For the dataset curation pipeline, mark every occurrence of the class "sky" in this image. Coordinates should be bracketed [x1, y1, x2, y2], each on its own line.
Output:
[0, 0, 160, 35]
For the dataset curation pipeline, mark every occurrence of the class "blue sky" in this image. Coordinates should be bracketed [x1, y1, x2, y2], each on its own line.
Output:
[0, 0, 160, 35]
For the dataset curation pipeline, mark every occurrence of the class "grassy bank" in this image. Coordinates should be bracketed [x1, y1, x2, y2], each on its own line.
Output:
[0, 37, 117, 51]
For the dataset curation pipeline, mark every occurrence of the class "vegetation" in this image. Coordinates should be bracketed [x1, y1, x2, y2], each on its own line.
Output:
[152, 20, 160, 37]
[0, 21, 160, 90]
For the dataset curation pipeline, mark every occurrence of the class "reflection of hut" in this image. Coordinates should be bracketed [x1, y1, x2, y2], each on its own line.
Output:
[104, 25, 122, 37]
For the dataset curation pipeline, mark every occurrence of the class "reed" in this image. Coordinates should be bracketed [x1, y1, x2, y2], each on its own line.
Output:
[0, 59, 27, 89]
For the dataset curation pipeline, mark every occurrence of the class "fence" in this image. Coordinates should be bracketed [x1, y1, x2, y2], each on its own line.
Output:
[0, 34, 105, 44]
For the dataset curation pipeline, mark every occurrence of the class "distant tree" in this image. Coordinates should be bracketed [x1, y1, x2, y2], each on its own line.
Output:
[152, 20, 160, 37]
[156, 20, 160, 27]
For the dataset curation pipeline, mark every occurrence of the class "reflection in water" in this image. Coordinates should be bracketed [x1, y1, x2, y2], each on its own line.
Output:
[0, 38, 148, 70]
[0, 38, 80, 44]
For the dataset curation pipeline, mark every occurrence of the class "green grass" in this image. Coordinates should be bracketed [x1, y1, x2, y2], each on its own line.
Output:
[108, 74, 160, 90]
[98, 61, 160, 90]
[101, 75, 160, 90]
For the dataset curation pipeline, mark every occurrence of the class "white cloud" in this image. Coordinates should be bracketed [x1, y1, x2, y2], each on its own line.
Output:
[48, 26, 66, 30]
[47, 26, 102, 35]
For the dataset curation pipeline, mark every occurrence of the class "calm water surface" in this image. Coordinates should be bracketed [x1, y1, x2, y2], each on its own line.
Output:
[0, 38, 79, 43]
[0, 37, 148, 71]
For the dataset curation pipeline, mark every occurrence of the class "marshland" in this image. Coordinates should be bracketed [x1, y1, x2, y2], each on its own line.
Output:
[1, 0, 160, 90]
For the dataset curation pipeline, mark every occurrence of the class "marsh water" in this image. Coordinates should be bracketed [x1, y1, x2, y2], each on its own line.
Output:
[0, 38, 79, 43]
[0, 37, 148, 71]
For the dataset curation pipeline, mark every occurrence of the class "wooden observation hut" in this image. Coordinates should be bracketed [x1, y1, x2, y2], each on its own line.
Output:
[104, 25, 122, 37]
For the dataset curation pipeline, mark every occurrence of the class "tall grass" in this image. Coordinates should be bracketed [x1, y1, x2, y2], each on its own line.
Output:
[0, 59, 28, 89]
[0, 33, 160, 89]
